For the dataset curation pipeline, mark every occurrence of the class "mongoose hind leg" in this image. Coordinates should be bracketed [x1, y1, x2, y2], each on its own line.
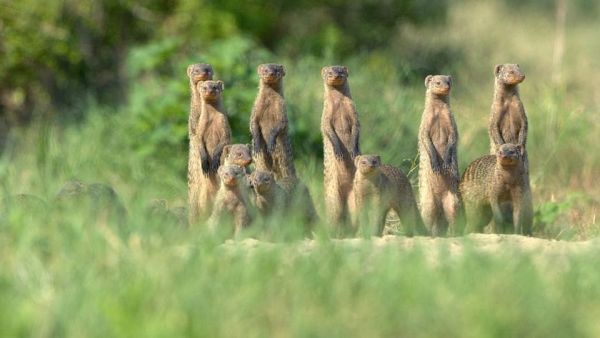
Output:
[442, 192, 462, 236]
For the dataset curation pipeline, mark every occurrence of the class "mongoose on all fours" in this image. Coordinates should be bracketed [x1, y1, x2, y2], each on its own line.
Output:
[418, 75, 463, 236]
[350, 155, 426, 236]
[250, 64, 296, 181]
[320, 65, 361, 233]
[460, 143, 533, 235]
[187, 64, 214, 225]
[189, 80, 232, 225]
[488, 64, 529, 169]
[208, 165, 252, 235]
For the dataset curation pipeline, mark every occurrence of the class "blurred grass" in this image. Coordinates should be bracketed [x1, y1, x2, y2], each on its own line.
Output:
[1, 0, 600, 336]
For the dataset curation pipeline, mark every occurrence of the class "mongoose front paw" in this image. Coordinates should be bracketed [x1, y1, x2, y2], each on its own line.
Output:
[201, 158, 210, 175]
[252, 138, 263, 155]
[210, 160, 220, 174]
[267, 138, 277, 154]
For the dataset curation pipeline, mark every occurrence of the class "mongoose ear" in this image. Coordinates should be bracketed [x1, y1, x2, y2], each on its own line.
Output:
[343, 66, 349, 75]
[257, 64, 264, 74]
[217, 80, 224, 91]
[448, 76, 453, 86]
[321, 67, 328, 79]
[186, 64, 193, 77]
[494, 64, 503, 76]
[424, 75, 433, 87]
[220, 145, 231, 164]
[281, 65, 286, 76]
[375, 155, 381, 163]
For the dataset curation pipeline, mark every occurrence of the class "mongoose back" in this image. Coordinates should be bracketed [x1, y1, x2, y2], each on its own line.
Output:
[189, 80, 232, 224]
[418, 74, 462, 236]
[320, 65, 361, 231]
[488, 64, 527, 156]
[208, 165, 251, 235]
[250, 64, 296, 181]
[460, 143, 533, 235]
[350, 155, 426, 236]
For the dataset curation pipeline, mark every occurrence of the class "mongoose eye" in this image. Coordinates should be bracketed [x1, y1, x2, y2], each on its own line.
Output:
[436, 81, 441, 85]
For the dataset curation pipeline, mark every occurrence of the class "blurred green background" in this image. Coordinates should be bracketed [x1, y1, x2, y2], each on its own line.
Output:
[2, 1, 600, 337]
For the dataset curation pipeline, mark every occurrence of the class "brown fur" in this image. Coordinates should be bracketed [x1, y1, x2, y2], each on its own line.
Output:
[221, 143, 253, 187]
[249, 170, 288, 216]
[418, 75, 462, 236]
[278, 176, 318, 228]
[208, 165, 251, 234]
[488, 64, 528, 162]
[187, 63, 214, 225]
[350, 155, 426, 236]
[250, 64, 296, 182]
[320, 65, 361, 232]
[189, 80, 232, 224]
[460, 144, 533, 235]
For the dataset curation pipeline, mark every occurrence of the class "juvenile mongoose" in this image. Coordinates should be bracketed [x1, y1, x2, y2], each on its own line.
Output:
[208, 165, 251, 234]
[488, 64, 527, 156]
[249, 170, 288, 217]
[187, 64, 214, 225]
[189, 80, 232, 224]
[418, 74, 462, 236]
[250, 64, 296, 181]
[221, 143, 254, 192]
[277, 175, 318, 227]
[320, 65, 361, 231]
[460, 143, 533, 235]
[350, 155, 426, 236]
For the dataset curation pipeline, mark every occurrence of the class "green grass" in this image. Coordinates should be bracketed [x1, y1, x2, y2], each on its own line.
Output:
[1, 0, 600, 336]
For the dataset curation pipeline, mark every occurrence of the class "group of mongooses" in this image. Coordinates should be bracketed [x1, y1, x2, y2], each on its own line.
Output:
[188, 62, 533, 237]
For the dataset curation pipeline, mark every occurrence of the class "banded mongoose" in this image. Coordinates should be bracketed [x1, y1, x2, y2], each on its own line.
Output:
[187, 64, 214, 224]
[460, 143, 533, 235]
[189, 80, 232, 224]
[221, 143, 253, 187]
[418, 74, 462, 236]
[249, 170, 288, 217]
[277, 175, 318, 227]
[350, 155, 426, 236]
[208, 165, 251, 234]
[320, 65, 361, 231]
[488, 64, 527, 155]
[250, 64, 296, 182]
[55, 180, 127, 224]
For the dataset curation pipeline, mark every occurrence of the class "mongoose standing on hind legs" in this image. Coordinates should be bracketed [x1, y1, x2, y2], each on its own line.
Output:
[418, 75, 462, 236]
[460, 143, 533, 235]
[208, 165, 251, 235]
[250, 64, 296, 181]
[350, 155, 426, 236]
[187, 63, 214, 224]
[488, 64, 528, 167]
[321, 65, 361, 232]
[189, 80, 232, 224]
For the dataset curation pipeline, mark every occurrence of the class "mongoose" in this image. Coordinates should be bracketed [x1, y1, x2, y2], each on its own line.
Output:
[187, 63, 214, 225]
[208, 165, 251, 234]
[147, 199, 187, 226]
[460, 143, 533, 235]
[350, 155, 426, 236]
[55, 180, 127, 224]
[189, 80, 232, 224]
[418, 74, 462, 236]
[277, 175, 318, 228]
[320, 65, 361, 231]
[250, 64, 296, 181]
[488, 64, 527, 158]
[249, 170, 288, 217]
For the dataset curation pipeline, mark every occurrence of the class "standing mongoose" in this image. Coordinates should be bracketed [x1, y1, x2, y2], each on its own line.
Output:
[250, 64, 296, 181]
[460, 143, 533, 235]
[208, 165, 252, 235]
[418, 74, 462, 236]
[488, 64, 529, 170]
[350, 155, 426, 236]
[320, 65, 361, 231]
[189, 80, 232, 224]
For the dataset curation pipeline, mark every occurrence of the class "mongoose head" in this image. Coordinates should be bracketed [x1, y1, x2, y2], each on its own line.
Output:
[222, 144, 252, 168]
[55, 179, 87, 200]
[321, 66, 349, 86]
[198, 80, 224, 102]
[496, 143, 523, 166]
[250, 170, 275, 194]
[218, 165, 244, 188]
[187, 63, 214, 85]
[258, 64, 286, 84]
[495, 64, 525, 85]
[355, 155, 382, 176]
[425, 75, 452, 96]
